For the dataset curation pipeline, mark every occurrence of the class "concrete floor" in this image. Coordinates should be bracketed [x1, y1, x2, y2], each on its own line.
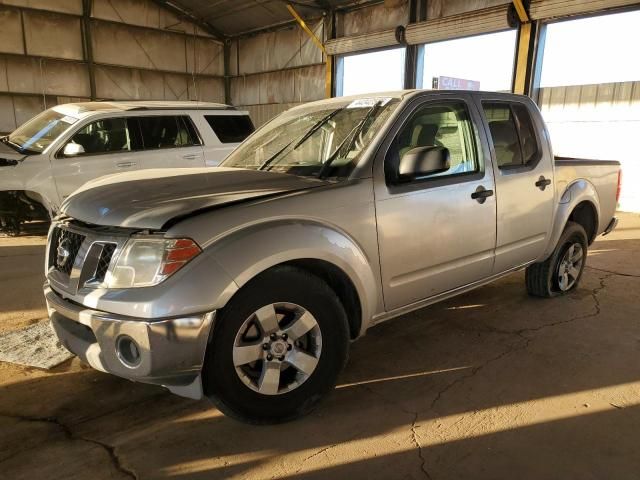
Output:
[1, 214, 639, 480]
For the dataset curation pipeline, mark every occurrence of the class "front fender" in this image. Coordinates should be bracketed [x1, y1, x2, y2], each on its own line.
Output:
[204, 220, 381, 335]
[541, 179, 600, 260]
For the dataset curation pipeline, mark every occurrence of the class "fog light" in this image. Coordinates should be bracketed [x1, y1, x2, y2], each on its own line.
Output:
[116, 335, 141, 367]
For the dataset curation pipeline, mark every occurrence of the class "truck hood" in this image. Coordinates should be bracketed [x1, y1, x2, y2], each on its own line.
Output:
[61, 167, 329, 229]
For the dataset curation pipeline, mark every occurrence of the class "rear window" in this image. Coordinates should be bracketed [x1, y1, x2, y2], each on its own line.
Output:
[205, 115, 254, 143]
[482, 102, 540, 169]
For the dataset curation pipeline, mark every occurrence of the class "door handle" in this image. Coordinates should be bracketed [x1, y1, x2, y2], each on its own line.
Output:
[116, 161, 136, 168]
[535, 176, 552, 191]
[182, 154, 199, 160]
[471, 186, 494, 204]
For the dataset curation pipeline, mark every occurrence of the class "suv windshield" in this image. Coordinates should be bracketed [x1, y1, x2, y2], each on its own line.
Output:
[5, 109, 78, 154]
[221, 98, 399, 178]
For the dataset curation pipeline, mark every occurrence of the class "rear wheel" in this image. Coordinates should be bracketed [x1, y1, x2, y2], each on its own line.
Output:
[203, 266, 350, 424]
[525, 221, 588, 298]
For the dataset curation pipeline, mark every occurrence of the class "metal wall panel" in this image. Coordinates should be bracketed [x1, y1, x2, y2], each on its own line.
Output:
[185, 37, 225, 76]
[0, 7, 25, 55]
[341, 1, 409, 36]
[2, 0, 82, 15]
[237, 21, 323, 75]
[231, 64, 325, 107]
[244, 102, 300, 127]
[530, 0, 640, 19]
[91, 0, 215, 38]
[23, 10, 84, 60]
[427, 0, 511, 19]
[1, 56, 90, 97]
[91, 21, 188, 72]
[405, 4, 513, 45]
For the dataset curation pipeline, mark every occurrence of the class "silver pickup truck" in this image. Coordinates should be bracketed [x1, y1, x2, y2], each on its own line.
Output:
[44, 90, 620, 423]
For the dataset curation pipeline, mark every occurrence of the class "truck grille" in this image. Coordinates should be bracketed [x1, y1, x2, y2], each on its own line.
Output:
[50, 227, 85, 275]
[94, 243, 117, 283]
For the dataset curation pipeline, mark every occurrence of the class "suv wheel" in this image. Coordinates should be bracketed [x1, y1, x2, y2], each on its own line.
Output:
[203, 266, 350, 424]
[525, 221, 588, 298]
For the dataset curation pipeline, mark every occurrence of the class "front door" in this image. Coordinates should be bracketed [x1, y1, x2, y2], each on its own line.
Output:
[374, 95, 497, 311]
[476, 98, 555, 273]
[52, 117, 141, 203]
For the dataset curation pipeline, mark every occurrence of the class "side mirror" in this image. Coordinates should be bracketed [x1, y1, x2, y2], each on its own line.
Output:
[63, 143, 85, 157]
[398, 146, 450, 181]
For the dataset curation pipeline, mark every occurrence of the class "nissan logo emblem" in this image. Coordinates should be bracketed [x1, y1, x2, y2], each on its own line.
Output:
[56, 238, 72, 267]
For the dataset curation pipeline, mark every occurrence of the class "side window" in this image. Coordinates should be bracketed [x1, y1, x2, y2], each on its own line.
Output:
[204, 115, 255, 143]
[387, 101, 479, 183]
[138, 116, 199, 150]
[482, 102, 540, 169]
[64, 118, 138, 156]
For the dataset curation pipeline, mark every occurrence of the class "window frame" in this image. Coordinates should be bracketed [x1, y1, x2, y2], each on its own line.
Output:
[56, 116, 141, 159]
[382, 96, 485, 192]
[480, 100, 543, 174]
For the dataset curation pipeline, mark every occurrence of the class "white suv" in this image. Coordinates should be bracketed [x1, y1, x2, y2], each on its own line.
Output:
[0, 101, 254, 228]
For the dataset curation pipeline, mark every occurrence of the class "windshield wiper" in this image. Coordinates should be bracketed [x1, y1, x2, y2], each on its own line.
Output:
[0, 136, 25, 154]
[317, 101, 382, 179]
[292, 107, 345, 150]
[258, 107, 346, 172]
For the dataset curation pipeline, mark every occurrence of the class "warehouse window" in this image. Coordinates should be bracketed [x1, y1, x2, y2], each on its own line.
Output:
[537, 9, 640, 211]
[418, 30, 517, 92]
[337, 47, 406, 96]
[205, 115, 255, 143]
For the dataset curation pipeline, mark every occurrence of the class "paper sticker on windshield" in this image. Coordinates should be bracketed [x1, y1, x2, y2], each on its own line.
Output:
[346, 97, 392, 109]
[60, 115, 79, 124]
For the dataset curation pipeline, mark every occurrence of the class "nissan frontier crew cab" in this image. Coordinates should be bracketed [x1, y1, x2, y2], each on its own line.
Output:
[44, 90, 621, 424]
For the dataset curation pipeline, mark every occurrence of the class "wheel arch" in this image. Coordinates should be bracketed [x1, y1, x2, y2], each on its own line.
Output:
[205, 220, 381, 338]
[541, 179, 600, 260]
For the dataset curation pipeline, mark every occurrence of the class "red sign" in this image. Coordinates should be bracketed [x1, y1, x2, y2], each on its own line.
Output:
[432, 76, 481, 91]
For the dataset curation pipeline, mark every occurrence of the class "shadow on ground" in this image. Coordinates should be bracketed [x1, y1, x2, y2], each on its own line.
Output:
[1, 230, 639, 479]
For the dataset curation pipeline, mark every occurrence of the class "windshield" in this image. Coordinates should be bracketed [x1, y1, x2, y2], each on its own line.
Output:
[6, 109, 78, 154]
[221, 98, 400, 178]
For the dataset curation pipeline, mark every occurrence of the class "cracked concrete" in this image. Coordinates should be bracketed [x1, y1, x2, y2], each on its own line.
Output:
[1, 213, 640, 479]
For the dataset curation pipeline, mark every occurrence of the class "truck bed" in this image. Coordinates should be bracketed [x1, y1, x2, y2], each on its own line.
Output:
[554, 157, 620, 236]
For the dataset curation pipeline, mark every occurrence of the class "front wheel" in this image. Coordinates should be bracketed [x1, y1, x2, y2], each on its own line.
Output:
[203, 266, 350, 424]
[525, 221, 588, 298]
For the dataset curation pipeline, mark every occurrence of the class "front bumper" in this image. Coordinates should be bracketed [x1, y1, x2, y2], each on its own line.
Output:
[45, 284, 215, 399]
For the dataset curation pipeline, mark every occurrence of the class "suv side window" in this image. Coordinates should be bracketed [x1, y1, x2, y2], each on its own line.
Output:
[482, 102, 541, 169]
[386, 101, 479, 183]
[137, 116, 200, 150]
[63, 117, 140, 156]
[204, 115, 255, 143]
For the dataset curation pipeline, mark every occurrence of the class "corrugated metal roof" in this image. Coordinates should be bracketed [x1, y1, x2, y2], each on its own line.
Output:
[165, 0, 359, 37]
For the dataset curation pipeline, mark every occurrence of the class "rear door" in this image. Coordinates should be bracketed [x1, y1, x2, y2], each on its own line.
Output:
[52, 116, 142, 202]
[374, 94, 498, 310]
[476, 97, 555, 273]
[136, 115, 205, 169]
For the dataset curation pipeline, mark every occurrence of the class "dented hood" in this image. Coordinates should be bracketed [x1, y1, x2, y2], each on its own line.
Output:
[61, 167, 328, 229]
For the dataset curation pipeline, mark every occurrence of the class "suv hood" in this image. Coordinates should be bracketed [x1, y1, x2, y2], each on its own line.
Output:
[61, 167, 329, 229]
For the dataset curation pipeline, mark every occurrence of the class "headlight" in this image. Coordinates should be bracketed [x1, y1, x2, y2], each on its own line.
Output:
[105, 237, 201, 288]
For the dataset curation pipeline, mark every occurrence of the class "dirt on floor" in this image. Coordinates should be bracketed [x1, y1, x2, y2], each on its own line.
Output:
[1, 213, 639, 480]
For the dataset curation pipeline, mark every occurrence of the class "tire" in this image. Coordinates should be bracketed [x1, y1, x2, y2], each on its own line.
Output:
[203, 265, 350, 424]
[525, 221, 588, 298]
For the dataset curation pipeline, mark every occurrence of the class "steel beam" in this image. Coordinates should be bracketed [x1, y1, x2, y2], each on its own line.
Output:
[286, 3, 332, 98]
